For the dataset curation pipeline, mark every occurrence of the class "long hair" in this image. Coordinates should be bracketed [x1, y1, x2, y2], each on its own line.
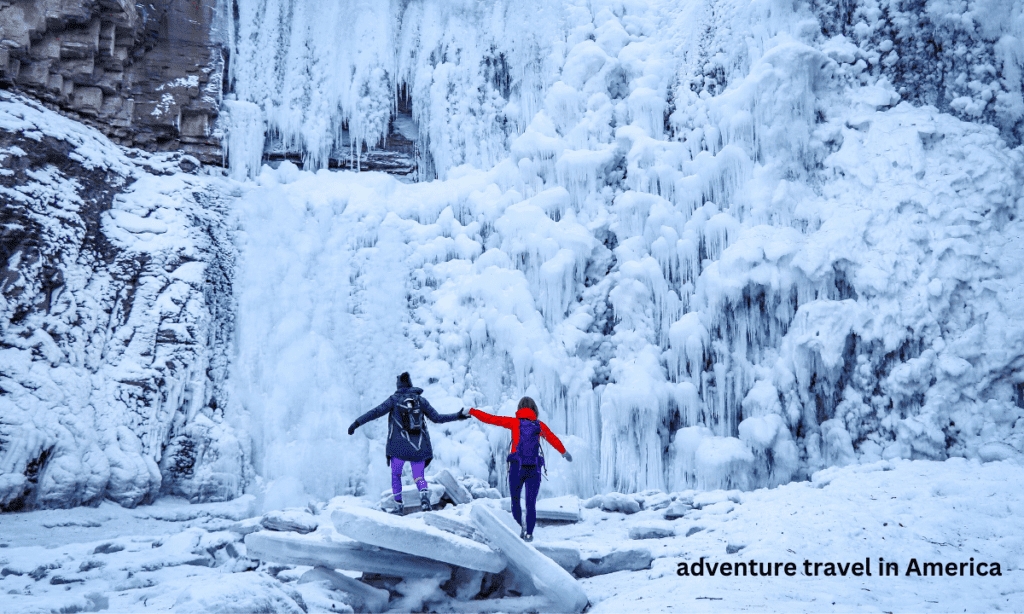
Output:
[517, 396, 539, 418]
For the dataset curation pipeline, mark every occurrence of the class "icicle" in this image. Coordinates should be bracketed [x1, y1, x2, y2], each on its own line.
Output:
[222, 99, 265, 180]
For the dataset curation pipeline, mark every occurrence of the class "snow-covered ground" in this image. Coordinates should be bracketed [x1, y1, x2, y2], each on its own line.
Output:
[0, 459, 1020, 612]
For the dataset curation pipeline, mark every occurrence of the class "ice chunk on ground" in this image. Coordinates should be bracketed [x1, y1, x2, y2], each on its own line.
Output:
[332, 507, 505, 573]
[434, 470, 473, 505]
[628, 525, 675, 540]
[298, 566, 389, 613]
[575, 548, 654, 577]
[534, 544, 582, 572]
[244, 530, 451, 577]
[471, 504, 589, 613]
[172, 571, 305, 613]
[501, 495, 582, 522]
[260, 509, 319, 534]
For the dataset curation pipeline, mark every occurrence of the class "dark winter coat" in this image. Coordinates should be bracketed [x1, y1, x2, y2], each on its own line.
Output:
[351, 385, 463, 464]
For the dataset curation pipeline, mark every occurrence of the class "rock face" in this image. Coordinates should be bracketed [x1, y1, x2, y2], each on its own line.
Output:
[0, 0, 225, 163]
[0, 91, 246, 510]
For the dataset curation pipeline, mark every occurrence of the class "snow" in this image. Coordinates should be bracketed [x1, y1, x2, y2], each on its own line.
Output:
[0, 460, 1019, 611]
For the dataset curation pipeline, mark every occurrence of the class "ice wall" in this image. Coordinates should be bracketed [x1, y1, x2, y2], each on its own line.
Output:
[227, 0, 1024, 500]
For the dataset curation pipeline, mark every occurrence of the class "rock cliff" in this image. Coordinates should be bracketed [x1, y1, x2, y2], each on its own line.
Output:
[0, 0, 225, 163]
[0, 91, 248, 509]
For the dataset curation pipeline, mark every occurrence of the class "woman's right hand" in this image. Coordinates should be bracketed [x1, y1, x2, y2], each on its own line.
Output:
[347, 422, 358, 435]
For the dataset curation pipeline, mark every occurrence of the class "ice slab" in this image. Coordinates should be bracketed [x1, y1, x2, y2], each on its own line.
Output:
[471, 504, 588, 613]
[380, 484, 446, 511]
[244, 531, 451, 577]
[434, 470, 473, 505]
[575, 548, 653, 577]
[500, 495, 582, 522]
[298, 566, 389, 613]
[422, 513, 484, 542]
[261, 509, 319, 534]
[332, 507, 505, 573]
[484, 510, 581, 571]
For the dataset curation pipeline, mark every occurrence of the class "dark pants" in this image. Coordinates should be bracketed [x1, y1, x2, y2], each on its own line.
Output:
[508, 461, 542, 534]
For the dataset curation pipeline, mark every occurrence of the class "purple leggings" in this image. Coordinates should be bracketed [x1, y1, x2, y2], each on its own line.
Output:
[391, 458, 427, 502]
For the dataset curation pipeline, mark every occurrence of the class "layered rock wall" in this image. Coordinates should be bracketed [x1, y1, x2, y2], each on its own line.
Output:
[0, 0, 224, 163]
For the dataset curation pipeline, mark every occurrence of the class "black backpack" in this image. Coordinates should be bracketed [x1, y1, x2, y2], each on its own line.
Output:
[396, 393, 425, 434]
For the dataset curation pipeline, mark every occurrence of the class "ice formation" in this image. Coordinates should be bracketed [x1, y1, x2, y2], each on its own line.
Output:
[3, 0, 1023, 511]
[225, 0, 1024, 502]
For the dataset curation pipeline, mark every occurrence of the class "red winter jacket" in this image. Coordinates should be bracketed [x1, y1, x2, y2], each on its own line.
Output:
[468, 407, 567, 455]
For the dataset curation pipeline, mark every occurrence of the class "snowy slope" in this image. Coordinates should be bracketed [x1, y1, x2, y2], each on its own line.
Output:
[226, 0, 1024, 500]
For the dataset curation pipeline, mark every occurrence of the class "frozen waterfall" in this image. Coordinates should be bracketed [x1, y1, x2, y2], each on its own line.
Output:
[225, 0, 1024, 502]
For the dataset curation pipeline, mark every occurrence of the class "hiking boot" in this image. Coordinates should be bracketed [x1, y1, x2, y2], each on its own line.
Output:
[419, 491, 432, 512]
[524, 533, 534, 542]
[388, 501, 404, 515]
[520, 527, 527, 540]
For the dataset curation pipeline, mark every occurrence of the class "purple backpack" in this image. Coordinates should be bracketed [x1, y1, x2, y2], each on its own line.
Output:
[508, 419, 544, 466]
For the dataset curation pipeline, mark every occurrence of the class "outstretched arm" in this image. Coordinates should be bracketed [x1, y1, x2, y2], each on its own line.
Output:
[348, 397, 393, 434]
[422, 397, 464, 424]
[468, 409, 517, 429]
[539, 422, 567, 454]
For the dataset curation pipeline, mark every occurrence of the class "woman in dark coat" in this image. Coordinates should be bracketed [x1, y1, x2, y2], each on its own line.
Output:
[464, 396, 572, 541]
[348, 372, 465, 513]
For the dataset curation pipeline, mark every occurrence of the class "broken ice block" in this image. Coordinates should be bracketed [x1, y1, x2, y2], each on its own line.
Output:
[244, 531, 451, 577]
[471, 504, 588, 613]
[298, 566, 389, 613]
[380, 483, 445, 511]
[332, 508, 505, 573]
[422, 513, 484, 542]
[434, 469, 473, 505]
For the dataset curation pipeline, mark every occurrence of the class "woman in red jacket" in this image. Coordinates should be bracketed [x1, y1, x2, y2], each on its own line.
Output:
[462, 397, 572, 541]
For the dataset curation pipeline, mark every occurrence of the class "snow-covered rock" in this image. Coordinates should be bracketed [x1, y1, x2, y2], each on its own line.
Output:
[584, 492, 641, 514]
[628, 524, 675, 540]
[297, 566, 389, 613]
[172, 572, 305, 614]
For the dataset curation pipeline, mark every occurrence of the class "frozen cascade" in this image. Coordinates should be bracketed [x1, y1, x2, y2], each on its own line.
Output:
[225, 0, 1024, 502]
